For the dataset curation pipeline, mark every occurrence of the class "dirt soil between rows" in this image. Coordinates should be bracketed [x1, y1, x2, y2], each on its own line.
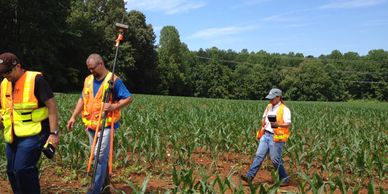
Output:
[1, 149, 386, 193]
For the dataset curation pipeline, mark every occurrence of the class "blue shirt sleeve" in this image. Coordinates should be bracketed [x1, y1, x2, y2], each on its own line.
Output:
[80, 77, 131, 100]
[113, 78, 132, 100]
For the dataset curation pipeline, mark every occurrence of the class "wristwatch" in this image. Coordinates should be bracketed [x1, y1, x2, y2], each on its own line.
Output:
[50, 130, 59, 136]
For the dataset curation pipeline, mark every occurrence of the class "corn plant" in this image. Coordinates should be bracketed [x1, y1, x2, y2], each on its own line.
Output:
[1, 93, 386, 193]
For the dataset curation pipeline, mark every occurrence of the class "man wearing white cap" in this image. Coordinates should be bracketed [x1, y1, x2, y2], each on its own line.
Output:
[241, 88, 291, 186]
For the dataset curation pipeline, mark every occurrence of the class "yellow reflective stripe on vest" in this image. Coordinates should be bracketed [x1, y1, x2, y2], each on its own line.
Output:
[273, 103, 290, 142]
[257, 104, 272, 139]
[23, 71, 34, 102]
[13, 107, 48, 137]
[276, 104, 284, 123]
[99, 72, 112, 99]
[82, 114, 116, 127]
[0, 71, 48, 143]
[81, 72, 120, 130]
[1, 81, 7, 107]
[0, 80, 12, 143]
[1, 108, 13, 143]
[13, 102, 40, 110]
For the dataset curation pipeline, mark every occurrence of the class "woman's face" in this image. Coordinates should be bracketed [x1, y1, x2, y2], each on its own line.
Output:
[270, 96, 280, 105]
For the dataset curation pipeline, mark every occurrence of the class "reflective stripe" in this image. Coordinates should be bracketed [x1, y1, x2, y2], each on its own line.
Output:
[256, 104, 272, 139]
[0, 71, 48, 143]
[273, 103, 290, 142]
[23, 71, 33, 102]
[258, 103, 290, 142]
[81, 72, 121, 130]
[13, 102, 39, 109]
[0, 82, 5, 106]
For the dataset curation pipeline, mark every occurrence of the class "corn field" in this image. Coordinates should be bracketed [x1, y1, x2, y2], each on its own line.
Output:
[0, 94, 387, 193]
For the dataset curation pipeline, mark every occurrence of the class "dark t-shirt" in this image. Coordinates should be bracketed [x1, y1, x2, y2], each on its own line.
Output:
[1, 73, 53, 137]
[34, 75, 54, 131]
[34, 75, 54, 106]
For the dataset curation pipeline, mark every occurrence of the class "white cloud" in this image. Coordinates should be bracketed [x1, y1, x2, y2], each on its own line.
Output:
[261, 14, 302, 22]
[261, 8, 314, 22]
[188, 26, 256, 39]
[362, 19, 388, 26]
[320, 0, 386, 9]
[285, 23, 312, 28]
[233, 0, 272, 8]
[125, 0, 206, 15]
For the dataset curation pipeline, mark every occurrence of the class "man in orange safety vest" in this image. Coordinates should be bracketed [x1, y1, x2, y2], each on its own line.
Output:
[67, 53, 133, 194]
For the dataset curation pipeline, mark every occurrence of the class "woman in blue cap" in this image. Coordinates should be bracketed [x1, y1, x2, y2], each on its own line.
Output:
[241, 88, 291, 186]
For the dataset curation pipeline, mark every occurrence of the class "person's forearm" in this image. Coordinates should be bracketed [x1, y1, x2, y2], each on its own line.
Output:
[279, 123, 291, 128]
[45, 98, 59, 132]
[261, 118, 266, 127]
[114, 96, 133, 110]
[71, 98, 84, 119]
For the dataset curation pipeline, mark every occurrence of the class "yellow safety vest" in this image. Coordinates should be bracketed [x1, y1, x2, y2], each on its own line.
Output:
[1, 71, 49, 143]
[256, 103, 290, 142]
[81, 72, 120, 130]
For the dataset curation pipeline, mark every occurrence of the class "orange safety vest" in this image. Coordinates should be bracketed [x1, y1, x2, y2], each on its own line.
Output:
[256, 103, 290, 142]
[1, 71, 49, 143]
[81, 72, 120, 130]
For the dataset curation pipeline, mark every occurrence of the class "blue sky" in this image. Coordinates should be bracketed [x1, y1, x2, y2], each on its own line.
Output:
[125, 0, 388, 56]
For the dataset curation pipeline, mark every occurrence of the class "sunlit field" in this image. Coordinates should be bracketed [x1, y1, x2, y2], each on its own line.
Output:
[1, 94, 387, 193]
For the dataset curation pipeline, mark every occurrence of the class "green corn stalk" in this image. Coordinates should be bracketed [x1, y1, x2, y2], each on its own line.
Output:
[126, 174, 151, 194]
[367, 179, 376, 194]
[194, 170, 213, 194]
[247, 180, 259, 194]
[335, 176, 349, 194]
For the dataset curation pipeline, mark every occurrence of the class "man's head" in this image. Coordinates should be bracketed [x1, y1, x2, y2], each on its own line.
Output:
[265, 88, 282, 105]
[0, 52, 22, 82]
[86, 53, 106, 78]
[0, 52, 19, 74]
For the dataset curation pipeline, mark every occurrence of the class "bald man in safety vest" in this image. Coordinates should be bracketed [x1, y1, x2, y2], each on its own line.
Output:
[67, 53, 133, 194]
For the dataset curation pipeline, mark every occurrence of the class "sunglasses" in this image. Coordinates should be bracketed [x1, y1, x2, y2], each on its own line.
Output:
[87, 63, 102, 71]
[1, 65, 16, 75]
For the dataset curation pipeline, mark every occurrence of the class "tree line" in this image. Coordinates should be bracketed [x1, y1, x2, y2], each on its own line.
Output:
[1, 0, 387, 101]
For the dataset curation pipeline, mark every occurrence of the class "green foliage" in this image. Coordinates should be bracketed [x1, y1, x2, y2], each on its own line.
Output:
[0, 0, 72, 90]
[123, 10, 157, 93]
[1, 3, 387, 99]
[280, 60, 346, 101]
[126, 174, 150, 194]
[1, 94, 387, 192]
[157, 26, 186, 95]
[158, 46, 387, 101]
[0, 0, 158, 94]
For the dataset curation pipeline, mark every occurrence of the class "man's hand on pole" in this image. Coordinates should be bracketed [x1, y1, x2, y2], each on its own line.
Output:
[103, 103, 117, 112]
[115, 33, 124, 47]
